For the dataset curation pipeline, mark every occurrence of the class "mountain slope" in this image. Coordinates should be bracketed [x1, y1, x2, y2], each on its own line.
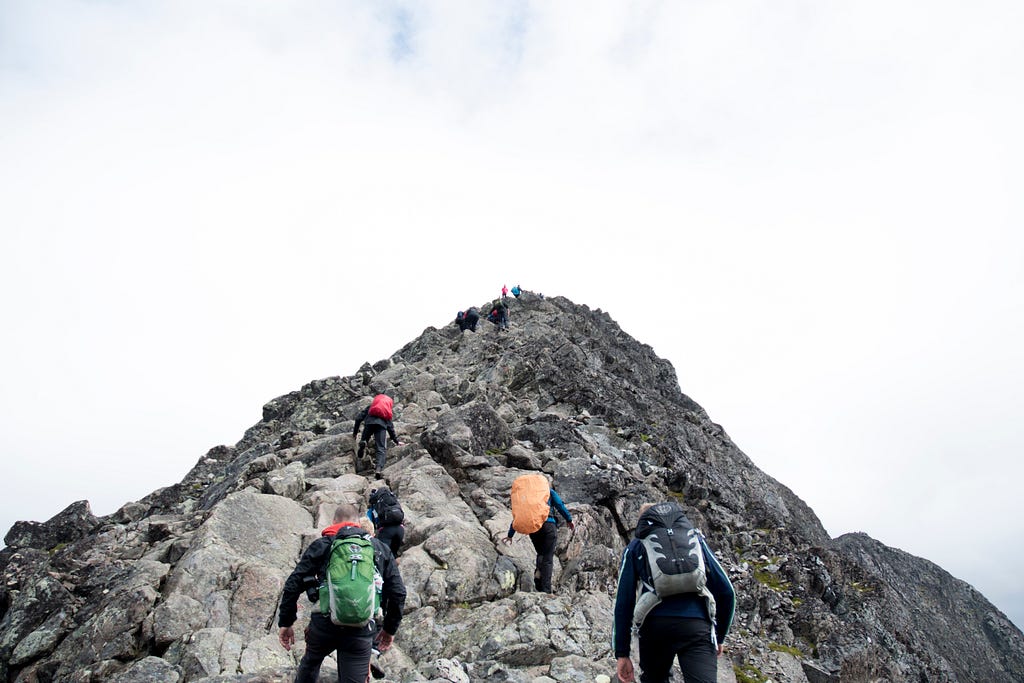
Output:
[2, 293, 1021, 682]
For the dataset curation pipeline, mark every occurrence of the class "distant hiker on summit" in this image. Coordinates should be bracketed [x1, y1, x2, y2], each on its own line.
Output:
[368, 485, 405, 558]
[455, 307, 479, 332]
[278, 503, 406, 683]
[612, 501, 735, 683]
[511, 284, 521, 298]
[353, 394, 401, 478]
[502, 474, 574, 593]
[501, 284, 509, 299]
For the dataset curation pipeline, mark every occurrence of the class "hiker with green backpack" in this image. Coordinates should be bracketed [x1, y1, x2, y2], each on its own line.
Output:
[278, 503, 406, 683]
[612, 501, 735, 683]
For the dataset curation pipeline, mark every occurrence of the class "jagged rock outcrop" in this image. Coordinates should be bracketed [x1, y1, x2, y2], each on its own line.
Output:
[2, 293, 1022, 682]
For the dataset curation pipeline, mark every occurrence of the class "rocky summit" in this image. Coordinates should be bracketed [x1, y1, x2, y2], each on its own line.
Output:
[2, 294, 1022, 683]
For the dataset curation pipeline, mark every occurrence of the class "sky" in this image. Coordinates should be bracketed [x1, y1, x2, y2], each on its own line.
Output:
[1, 1, 1022, 629]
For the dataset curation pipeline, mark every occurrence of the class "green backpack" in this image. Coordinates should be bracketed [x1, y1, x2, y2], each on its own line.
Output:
[319, 534, 381, 627]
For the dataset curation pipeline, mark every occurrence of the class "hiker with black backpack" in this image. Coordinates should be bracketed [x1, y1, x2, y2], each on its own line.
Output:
[455, 307, 479, 332]
[353, 394, 401, 478]
[501, 473, 574, 593]
[612, 501, 735, 683]
[367, 486, 405, 558]
[278, 503, 406, 683]
[487, 300, 509, 331]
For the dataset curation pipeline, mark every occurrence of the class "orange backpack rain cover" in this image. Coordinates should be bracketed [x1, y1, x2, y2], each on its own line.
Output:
[510, 474, 550, 534]
[368, 394, 393, 420]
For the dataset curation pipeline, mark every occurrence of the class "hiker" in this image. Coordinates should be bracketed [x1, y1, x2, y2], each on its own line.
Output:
[278, 503, 406, 683]
[501, 474, 574, 593]
[502, 284, 509, 299]
[612, 501, 735, 683]
[511, 284, 521, 298]
[456, 307, 479, 332]
[367, 486, 406, 557]
[487, 300, 509, 331]
[353, 394, 401, 478]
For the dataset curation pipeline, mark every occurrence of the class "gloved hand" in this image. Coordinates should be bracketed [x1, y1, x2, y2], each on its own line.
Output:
[568, 521, 576, 531]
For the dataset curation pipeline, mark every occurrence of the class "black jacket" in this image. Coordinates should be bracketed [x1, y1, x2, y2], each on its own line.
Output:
[278, 524, 406, 635]
[353, 408, 399, 443]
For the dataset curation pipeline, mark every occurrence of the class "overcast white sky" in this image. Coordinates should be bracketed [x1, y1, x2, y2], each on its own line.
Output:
[2, 1, 1022, 629]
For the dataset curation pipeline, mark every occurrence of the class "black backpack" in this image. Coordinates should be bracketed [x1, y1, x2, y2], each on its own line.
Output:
[369, 488, 405, 526]
[631, 502, 715, 628]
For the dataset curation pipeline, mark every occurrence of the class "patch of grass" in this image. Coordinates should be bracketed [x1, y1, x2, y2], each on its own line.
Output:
[48, 542, 68, 555]
[791, 598, 803, 607]
[668, 490, 686, 504]
[453, 601, 471, 609]
[851, 581, 875, 594]
[748, 556, 790, 591]
[639, 433, 651, 442]
[769, 642, 803, 657]
[485, 448, 506, 456]
[734, 664, 768, 683]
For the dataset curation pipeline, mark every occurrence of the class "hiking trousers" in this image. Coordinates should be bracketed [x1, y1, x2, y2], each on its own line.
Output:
[360, 425, 389, 471]
[295, 613, 374, 683]
[637, 616, 717, 683]
[529, 521, 558, 593]
[376, 524, 405, 558]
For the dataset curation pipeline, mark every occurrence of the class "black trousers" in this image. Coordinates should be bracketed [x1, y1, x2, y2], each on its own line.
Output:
[360, 425, 389, 471]
[376, 524, 405, 557]
[637, 616, 717, 683]
[295, 613, 374, 683]
[529, 521, 558, 593]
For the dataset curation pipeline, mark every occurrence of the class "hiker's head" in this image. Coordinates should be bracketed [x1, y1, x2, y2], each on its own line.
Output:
[332, 503, 360, 523]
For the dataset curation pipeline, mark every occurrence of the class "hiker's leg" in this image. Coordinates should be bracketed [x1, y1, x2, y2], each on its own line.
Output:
[674, 618, 717, 683]
[334, 625, 374, 683]
[377, 525, 405, 558]
[636, 615, 680, 683]
[530, 522, 558, 592]
[295, 615, 337, 683]
[373, 427, 388, 471]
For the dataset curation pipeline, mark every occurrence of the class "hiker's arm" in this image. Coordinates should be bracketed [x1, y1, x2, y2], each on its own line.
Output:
[387, 423, 400, 444]
[701, 537, 736, 644]
[352, 409, 366, 437]
[501, 524, 516, 544]
[612, 545, 637, 658]
[379, 551, 407, 636]
[278, 539, 328, 627]
[550, 490, 573, 525]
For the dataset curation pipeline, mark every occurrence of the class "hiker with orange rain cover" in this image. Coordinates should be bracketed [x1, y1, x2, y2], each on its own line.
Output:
[353, 394, 401, 478]
[502, 473, 574, 593]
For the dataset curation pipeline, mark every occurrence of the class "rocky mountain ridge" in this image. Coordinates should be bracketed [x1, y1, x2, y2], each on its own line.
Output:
[2, 293, 1022, 682]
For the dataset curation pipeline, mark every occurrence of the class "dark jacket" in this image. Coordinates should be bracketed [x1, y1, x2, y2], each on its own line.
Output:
[353, 407, 399, 443]
[612, 531, 734, 657]
[278, 522, 407, 635]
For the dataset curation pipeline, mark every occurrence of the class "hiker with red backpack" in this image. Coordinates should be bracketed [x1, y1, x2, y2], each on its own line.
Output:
[612, 501, 735, 683]
[278, 503, 406, 683]
[501, 473, 574, 593]
[455, 307, 479, 332]
[487, 300, 509, 331]
[353, 394, 401, 478]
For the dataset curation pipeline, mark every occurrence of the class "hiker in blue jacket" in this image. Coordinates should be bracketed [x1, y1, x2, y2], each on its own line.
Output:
[502, 487, 575, 593]
[612, 502, 735, 683]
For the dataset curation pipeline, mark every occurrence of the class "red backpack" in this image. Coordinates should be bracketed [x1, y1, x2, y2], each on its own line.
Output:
[368, 394, 393, 420]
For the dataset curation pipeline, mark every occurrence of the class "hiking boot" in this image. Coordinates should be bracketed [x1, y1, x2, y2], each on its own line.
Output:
[370, 661, 386, 679]
[374, 469, 384, 479]
[357, 442, 365, 457]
